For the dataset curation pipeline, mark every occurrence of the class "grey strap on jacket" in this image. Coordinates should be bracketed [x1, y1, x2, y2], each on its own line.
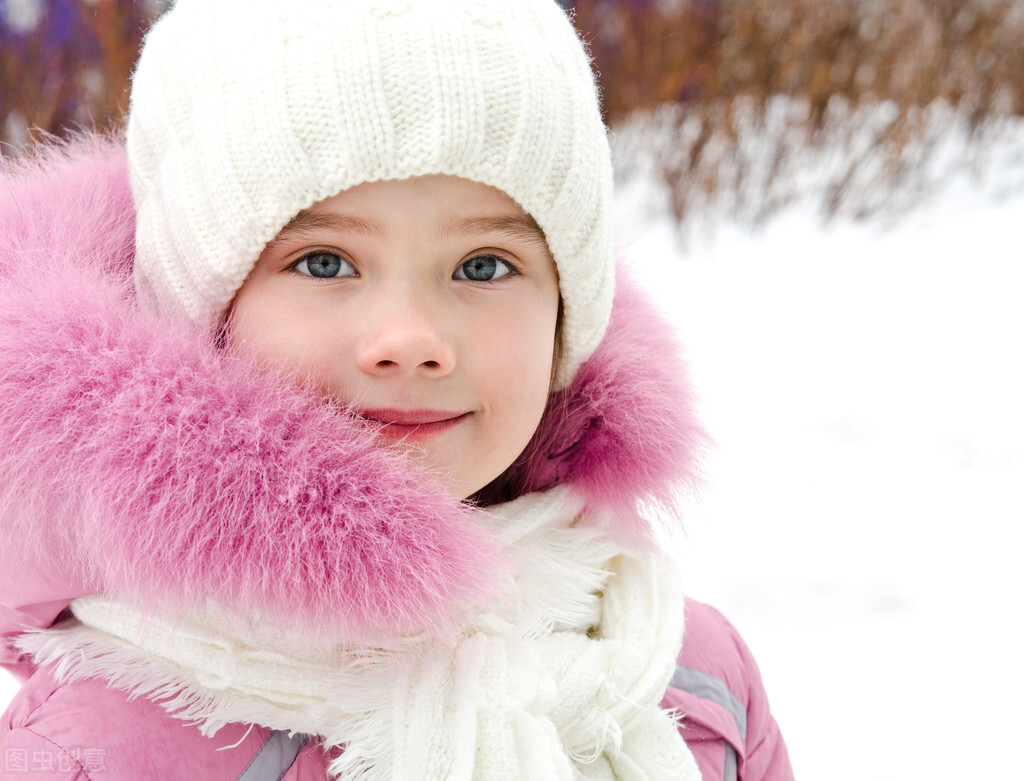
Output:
[235, 730, 308, 781]
[672, 664, 746, 781]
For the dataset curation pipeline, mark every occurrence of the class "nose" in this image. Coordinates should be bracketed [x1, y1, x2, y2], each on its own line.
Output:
[356, 290, 456, 377]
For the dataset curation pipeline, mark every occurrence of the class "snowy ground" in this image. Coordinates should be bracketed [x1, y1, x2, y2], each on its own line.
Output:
[3, 117, 1023, 778]
[615, 118, 1024, 779]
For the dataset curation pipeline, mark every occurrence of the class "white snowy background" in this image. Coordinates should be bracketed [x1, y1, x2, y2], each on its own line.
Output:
[3, 111, 1023, 779]
[614, 110, 1024, 780]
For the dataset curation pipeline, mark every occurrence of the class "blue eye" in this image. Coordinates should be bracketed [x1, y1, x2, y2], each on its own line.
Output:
[294, 252, 355, 279]
[454, 255, 512, 282]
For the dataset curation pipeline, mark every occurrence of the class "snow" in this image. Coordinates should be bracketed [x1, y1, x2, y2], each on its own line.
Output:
[3, 115, 1023, 778]
[615, 122, 1024, 778]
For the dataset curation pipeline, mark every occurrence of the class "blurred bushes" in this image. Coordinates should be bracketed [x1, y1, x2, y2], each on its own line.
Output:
[571, 0, 1024, 224]
[1, 0, 164, 151]
[574, 0, 1024, 126]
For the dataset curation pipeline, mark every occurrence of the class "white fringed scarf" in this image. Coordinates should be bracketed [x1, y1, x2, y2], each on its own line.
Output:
[19, 486, 701, 780]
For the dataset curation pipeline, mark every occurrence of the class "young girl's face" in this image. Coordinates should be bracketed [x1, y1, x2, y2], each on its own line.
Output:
[230, 175, 561, 499]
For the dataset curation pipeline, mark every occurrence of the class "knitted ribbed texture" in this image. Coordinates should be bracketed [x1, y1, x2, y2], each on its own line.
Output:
[129, 0, 614, 387]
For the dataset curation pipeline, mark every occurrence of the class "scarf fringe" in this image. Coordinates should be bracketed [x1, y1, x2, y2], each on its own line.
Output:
[16, 622, 394, 741]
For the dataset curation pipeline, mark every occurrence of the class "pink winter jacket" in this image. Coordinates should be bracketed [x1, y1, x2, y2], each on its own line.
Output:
[0, 141, 793, 780]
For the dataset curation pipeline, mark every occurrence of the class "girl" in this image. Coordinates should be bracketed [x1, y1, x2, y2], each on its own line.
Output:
[0, 0, 792, 778]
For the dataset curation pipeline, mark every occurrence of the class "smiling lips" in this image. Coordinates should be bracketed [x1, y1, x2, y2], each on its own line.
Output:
[357, 408, 469, 439]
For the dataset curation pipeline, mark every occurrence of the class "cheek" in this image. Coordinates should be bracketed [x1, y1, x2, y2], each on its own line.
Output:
[228, 291, 339, 387]
[484, 303, 558, 436]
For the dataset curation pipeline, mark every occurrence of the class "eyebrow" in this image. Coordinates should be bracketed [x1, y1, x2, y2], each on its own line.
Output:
[267, 210, 381, 247]
[269, 208, 549, 250]
[438, 214, 550, 249]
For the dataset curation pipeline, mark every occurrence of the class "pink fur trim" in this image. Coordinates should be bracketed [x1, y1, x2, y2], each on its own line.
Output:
[0, 139, 706, 635]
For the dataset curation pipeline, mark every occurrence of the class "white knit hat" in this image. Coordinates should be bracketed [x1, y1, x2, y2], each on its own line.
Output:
[128, 0, 614, 387]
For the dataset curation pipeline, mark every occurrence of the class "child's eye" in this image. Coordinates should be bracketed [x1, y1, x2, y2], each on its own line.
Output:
[453, 255, 514, 282]
[293, 252, 356, 279]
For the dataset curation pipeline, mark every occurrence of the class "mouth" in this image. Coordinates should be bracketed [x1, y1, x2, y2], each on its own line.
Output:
[355, 408, 469, 440]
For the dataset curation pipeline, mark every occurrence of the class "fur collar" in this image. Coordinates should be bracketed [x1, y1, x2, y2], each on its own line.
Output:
[0, 139, 706, 639]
